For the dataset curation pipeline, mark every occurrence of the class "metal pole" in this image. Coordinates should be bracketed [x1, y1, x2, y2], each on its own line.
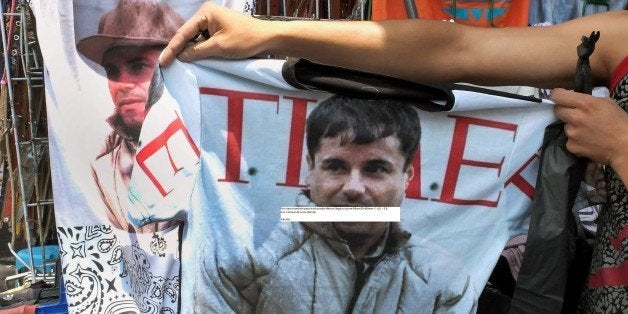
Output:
[19, 6, 46, 275]
[360, 0, 364, 20]
[0, 1, 37, 283]
[326, 0, 330, 19]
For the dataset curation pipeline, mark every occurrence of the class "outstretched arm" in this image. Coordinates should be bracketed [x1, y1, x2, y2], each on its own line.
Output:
[552, 88, 628, 186]
[159, 3, 627, 88]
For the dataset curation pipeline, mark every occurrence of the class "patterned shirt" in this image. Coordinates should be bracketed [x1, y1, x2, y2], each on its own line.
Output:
[581, 56, 628, 313]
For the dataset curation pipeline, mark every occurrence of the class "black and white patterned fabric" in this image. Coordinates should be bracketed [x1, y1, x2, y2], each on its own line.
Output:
[581, 61, 628, 313]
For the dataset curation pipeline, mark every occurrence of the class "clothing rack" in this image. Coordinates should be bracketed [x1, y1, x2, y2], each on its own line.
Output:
[0, 0, 54, 287]
[253, 0, 367, 20]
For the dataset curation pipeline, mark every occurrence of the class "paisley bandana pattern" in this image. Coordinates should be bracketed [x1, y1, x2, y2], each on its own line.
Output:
[57, 225, 180, 313]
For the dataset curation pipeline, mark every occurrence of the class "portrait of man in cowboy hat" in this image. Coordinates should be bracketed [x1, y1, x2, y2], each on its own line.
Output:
[76, 0, 184, 233]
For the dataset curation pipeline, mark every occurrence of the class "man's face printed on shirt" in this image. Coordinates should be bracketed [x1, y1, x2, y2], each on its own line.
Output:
[306, 134, 414, 237]
[102, 45, 162, 132]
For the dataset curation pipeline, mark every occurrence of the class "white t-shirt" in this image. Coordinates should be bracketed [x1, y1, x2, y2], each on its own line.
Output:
[129, 58, 556, 312]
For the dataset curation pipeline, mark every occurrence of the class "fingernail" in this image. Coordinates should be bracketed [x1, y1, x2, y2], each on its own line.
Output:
[158, 49, 173, 66]
[179, 50, 190, 61]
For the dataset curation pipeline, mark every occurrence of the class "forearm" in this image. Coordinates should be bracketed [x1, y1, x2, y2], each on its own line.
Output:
[163, 3, 626, 88]
[262, 18, 598, 87]
[265, 19, 468, 83]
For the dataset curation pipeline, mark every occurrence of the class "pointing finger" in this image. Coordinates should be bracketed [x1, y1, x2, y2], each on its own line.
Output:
[160, 13, 211, 66]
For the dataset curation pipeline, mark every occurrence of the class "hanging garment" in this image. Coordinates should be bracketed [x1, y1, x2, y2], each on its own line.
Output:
[127, 57, 556, 312]
[528, 0, 628, 25]
[507, 120, 587, 314]
[371, 0, 529, 27]
[28, 1, 251, 313]
[580, 55, 628, 313]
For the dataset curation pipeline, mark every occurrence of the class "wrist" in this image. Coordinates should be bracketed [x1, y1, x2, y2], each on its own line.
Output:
[607, 121, 628, 183]
[263, 20, 325, 58]
[609, 138, 628, 171]
[260, 20, 287, 56]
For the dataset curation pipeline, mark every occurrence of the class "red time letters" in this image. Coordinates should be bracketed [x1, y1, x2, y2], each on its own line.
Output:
[137, 87, 540, 208]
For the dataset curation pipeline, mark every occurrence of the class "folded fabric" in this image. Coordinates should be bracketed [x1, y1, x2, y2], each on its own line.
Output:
[500, 234, 528, 280]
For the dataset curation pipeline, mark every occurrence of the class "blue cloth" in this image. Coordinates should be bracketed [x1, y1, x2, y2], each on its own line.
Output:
[529, 0, 627, 24]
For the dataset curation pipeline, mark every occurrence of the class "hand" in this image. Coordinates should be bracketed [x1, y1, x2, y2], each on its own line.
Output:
[159, 2, 271, 66]
[552, 88, 628, 174]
